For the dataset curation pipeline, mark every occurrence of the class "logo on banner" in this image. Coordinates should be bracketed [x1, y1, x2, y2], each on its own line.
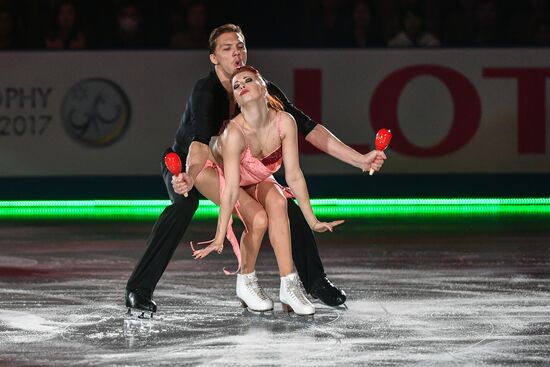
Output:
[61, 78, 131, 146]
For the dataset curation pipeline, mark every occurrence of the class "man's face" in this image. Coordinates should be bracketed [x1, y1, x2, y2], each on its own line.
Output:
[211, 32, 247, 77]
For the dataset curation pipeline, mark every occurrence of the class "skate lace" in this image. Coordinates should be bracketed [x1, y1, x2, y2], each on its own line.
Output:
[246, 278, 269, 301]
[288, 277, 310, 305]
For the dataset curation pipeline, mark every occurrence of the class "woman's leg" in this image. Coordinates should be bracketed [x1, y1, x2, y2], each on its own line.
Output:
[248, 182, 293, 277]
[250, 182, 315, 315]
[195, 167, 268, 273]
[196, 169, 273, 311]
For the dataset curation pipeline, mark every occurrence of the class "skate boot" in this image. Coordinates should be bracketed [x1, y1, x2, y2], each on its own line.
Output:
[310, 276, 347, 307]
[125, 289, 157, 318]
[236, 271, 274, 312]
[279, 272, 315, 316]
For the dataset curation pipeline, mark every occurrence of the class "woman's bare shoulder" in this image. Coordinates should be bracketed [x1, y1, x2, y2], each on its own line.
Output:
[220, 119, 245, 146]
[277, 110, 297, 135]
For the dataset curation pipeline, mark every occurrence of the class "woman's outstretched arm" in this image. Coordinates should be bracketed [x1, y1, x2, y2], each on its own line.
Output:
[280, 112, 344, 233]
[192, 125, 245, 259]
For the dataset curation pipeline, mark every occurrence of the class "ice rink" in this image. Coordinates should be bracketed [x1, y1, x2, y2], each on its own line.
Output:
[0, 219, 548, 366]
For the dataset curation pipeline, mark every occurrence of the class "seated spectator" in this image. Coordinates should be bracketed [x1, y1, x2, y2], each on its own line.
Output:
[44, 0, 86, 49]
[0, 6, 20, 49]
[472, 0, 503, 46]
[388, 5, 440, 47]
[169, 0, 209, 49]
[168, 0, 191, 36]
[304, 0, 352, 47]
[532, 19, 550, 46]
[441, 0, 474, 46]
[350, 0, 383, 47]
[111, 1, 147, 48]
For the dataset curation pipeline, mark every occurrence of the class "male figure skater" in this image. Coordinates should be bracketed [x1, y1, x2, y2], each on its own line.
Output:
[125, 24, 386, 315]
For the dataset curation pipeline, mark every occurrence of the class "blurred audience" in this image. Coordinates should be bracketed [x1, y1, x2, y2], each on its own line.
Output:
[305, 0, 352, 47]
[471, 0, 503, 46]
[533, 18, 550, 46]
[388, 5, 440, 47]
[442, 0, 475, 46]
[110, 1, 147, 48]
[0, 0, 549, 50]
[350, 0, 383, 47]
[44, 0, 86, 49]
[0, 6, 20, 49]
[169, 0, 208, 49]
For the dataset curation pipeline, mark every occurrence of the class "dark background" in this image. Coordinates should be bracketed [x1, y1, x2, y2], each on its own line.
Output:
[1, 0, 550, 50]
[1, 0, 549, 199]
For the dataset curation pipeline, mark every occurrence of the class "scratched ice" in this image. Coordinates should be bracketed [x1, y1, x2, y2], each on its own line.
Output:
[0, 221, 548, 366]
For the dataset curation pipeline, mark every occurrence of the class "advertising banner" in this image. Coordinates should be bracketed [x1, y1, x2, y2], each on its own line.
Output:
[1, 49, 549, 176]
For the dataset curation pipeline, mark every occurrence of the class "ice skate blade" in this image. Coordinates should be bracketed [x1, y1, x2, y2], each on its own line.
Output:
[242, 308, 275, 319]
[239, 300, 274, 313]
[281, 303, 315, 317]
[126, 308, 154, 319]
[313, 300, 348, 310]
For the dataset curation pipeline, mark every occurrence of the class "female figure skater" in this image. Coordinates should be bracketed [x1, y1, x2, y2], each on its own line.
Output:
[189, 66, 344, 315]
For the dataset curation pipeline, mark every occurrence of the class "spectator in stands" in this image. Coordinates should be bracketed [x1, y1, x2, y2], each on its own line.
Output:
[168, 0, 191, 35]
[111, 1, 147, 48]
[388, 5, 440, 47]
[471, 0, 503, 46]
[44, 0, 86, 49]
[528, 0, 550, 24]
[441, 0, 475, 46]
[304, 0, 351, 47]
[350, 0, 383, 47]
[169, 0, 209, 49]
[532, 18, 550, 46]
[0, 6, 20, 49]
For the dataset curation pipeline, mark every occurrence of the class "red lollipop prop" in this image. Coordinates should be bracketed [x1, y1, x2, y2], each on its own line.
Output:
[370, 128, 392, 175]
[164, 152, 187, 197]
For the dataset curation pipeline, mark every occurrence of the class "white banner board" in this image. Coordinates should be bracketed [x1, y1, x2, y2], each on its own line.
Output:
[1, 49, 549, 176]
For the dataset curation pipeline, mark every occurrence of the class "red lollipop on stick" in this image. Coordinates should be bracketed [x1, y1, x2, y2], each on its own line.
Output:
[164, 152, 187, 197]
[370, 128, 392, 175]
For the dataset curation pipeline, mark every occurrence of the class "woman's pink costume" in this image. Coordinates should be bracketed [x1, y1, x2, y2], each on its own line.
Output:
[192, 111, 293, 274]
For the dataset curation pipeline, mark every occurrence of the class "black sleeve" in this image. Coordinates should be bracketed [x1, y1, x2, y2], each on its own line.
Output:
[267, 81, 317, 137]
[191, 79, 220, 145]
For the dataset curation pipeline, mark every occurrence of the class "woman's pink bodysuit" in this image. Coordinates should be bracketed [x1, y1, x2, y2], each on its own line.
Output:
[194, 111, 293, 274]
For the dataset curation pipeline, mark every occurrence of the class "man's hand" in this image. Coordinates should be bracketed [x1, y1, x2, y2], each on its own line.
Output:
[360, 150, 387, 173]
[171, 173, 195, 197]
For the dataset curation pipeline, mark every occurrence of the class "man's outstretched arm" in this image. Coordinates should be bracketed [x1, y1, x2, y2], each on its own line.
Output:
[267, 81, 386, 173]
[305, 124, 386, 173]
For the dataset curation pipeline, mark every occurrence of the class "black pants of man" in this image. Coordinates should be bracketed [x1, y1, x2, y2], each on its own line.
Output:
[126, 152, 326, 295]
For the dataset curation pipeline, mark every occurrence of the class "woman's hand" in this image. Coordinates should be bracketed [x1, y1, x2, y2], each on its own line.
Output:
[172, 173, 194, 196]
[311, 219, 345, 233]
[192, 239, 224, 259]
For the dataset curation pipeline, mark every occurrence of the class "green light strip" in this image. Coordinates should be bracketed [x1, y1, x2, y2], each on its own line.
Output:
[0, 198, 549, 220]
[2, 198, 550, 207]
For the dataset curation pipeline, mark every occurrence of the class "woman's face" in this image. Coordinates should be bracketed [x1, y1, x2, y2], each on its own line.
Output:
[232, 71, 264, 105]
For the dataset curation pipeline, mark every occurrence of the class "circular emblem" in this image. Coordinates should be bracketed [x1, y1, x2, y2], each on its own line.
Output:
[61, 78, 131, 146]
